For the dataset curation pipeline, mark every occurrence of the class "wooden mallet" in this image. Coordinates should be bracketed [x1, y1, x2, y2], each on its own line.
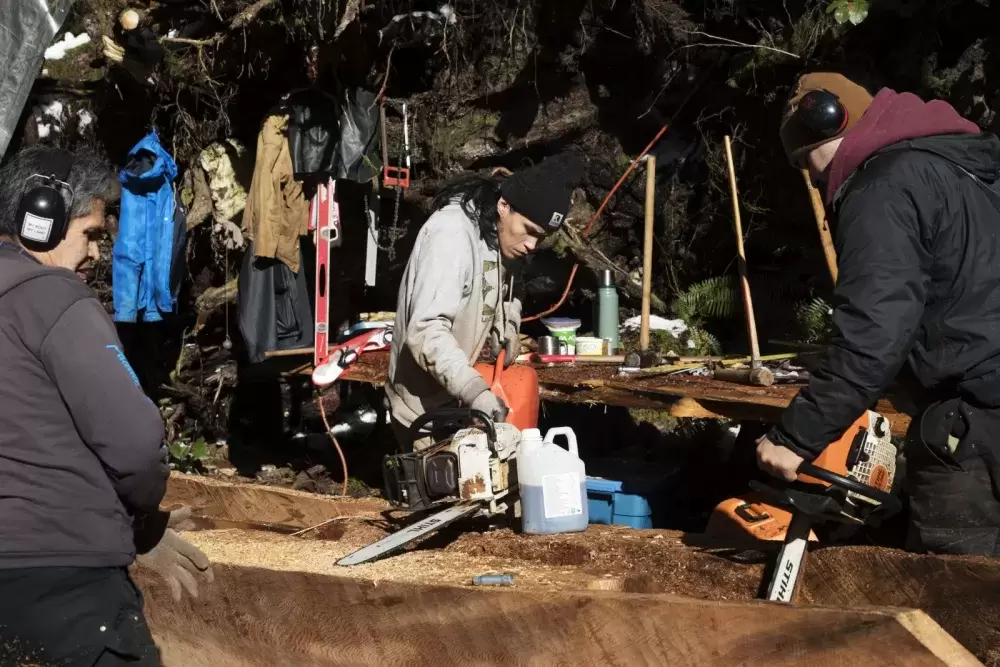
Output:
[624, 153, 662, 369]
[714, 136, 773, 387]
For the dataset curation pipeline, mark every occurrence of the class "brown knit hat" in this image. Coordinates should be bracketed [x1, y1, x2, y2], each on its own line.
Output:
[779, 72, 874, 164]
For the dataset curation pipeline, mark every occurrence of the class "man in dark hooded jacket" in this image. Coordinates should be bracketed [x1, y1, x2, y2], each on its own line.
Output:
[757, 72, 1000, 557]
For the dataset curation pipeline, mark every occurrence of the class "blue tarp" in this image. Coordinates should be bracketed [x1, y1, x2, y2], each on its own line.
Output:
[113, 130, 182, 323]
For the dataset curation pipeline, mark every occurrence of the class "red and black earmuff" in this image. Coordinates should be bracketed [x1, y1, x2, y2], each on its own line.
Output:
[14, 149, 76, 253]
[797, 89, 849, 139]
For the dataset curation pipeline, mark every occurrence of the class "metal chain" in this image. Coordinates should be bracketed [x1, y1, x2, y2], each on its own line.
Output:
[362, 104, 410, 261]
[363, 183, 396, 254]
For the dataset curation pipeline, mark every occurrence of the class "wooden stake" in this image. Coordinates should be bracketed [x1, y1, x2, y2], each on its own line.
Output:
[640, 154, 656, 353]
[723, 136, 762, 368]
[801, 168, 838, 286]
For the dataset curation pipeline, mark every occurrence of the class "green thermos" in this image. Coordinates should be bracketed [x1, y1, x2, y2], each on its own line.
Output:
[595, 269, 619, 353]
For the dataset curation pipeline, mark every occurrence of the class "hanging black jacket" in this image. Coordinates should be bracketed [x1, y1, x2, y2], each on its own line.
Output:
[769, 89, 1000, 459]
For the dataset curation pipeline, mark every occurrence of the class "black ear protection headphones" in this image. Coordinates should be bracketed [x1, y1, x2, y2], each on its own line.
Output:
[797, 89, 849, 140]
[14, 149, 76, 253]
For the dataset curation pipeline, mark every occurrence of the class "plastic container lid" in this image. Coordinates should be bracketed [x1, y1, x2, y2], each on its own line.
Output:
[542, 317, 582, 330]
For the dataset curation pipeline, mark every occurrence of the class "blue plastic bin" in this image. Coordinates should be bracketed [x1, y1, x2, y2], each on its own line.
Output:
[586, 476, 662, 529]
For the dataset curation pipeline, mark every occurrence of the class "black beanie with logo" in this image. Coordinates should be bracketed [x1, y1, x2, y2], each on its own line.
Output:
[499, 152, 584, 232]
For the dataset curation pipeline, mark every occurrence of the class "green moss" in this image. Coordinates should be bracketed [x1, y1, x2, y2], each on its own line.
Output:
[628, 409, 679, 434]
[346, 477, 376, 498]
[180, 186, 195, 209]
[41, 45, 104, 83]
[618, 325, 720, 357]
[428, 111, 500, 162]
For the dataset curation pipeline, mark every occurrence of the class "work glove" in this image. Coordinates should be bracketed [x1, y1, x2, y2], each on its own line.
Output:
[134, 507, 214, 602]
[503, 323, 521, 368]
[488, 323, 521, 369]
[471, 388, 510, 424]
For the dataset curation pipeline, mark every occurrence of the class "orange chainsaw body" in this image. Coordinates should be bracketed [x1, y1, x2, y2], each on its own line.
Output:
[705, 409, 895, 545]
[473, 349, 539, 431]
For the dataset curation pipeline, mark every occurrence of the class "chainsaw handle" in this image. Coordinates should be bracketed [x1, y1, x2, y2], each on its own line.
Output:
[406, 408, 497, 446]
[797, 462, 902, 517]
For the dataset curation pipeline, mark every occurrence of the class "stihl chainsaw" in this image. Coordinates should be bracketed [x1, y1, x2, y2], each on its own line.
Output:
[707, 410, 902, 603]
[336, 407, 520, 566]
[706, 409, 899, 547]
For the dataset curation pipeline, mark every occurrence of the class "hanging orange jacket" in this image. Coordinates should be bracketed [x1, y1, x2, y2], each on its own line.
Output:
[243, 115, 309, 273]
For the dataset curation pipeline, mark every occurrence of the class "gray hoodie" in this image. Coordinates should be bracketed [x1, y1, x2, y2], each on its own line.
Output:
[0, 247, 168, 568]
[387, 202, 521, 430]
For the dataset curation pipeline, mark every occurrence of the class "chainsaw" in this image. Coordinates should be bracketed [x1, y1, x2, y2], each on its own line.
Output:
[757, 455, 901, 602]
[336, 407, 520, 566]
[706, 410, 902, 603]
[706, 409, 899, 547]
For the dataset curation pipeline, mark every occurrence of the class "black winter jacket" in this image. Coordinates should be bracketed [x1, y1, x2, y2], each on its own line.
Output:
[769, 98, 1000, 458]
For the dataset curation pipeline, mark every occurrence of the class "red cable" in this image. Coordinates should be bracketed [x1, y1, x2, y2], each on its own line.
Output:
[522, 123, 670, 322]
[317, 392, 349, 497]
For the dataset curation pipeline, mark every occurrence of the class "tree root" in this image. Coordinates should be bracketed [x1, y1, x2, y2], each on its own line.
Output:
[193, 277, 238, 332]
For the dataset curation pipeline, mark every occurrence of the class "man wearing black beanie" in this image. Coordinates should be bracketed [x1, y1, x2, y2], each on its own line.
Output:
[386, 152, 583, 450]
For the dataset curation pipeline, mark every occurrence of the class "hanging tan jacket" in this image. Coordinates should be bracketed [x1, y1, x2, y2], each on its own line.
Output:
[243, 115, 309, 272]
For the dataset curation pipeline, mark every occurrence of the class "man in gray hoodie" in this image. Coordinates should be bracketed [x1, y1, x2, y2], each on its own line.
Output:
[387, 153, 583, 450]
[0, 146, 212, 666]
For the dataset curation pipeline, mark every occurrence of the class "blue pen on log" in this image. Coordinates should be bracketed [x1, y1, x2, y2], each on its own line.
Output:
[473, 574, 514, 586]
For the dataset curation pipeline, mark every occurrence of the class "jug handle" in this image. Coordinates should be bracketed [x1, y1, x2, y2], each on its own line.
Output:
[543, 427, 578, 456]
[491, 349, 514, 424]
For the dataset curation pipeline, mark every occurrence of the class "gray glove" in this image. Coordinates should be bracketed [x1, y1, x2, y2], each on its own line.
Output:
[503, 323, 521, 368]
[471, 388, 509, 423]
[488, 323, 521, 369]
[134, 507, 214, 602]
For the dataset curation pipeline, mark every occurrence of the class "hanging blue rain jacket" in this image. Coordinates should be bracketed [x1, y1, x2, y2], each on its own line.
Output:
[114, 130, 181, 323]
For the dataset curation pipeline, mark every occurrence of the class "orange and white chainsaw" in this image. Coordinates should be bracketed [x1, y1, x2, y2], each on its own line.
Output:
[706, 410, 902, 603]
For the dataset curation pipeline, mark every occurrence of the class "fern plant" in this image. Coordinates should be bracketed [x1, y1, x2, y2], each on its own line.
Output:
[795, 297, 834, 344]
[674, 276, 737, 325]
[673, 274, 810, 328]
[686, 326, 723, 356]
[671, 274, 832, 348]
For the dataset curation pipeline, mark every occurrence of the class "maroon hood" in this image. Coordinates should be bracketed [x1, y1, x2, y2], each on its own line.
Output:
[825, 88, 981, 202]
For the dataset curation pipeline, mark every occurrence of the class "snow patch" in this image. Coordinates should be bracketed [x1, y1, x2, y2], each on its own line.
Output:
[41, 100, 64, 120]
[45, 32, 91, 61]
[621, 315, 688, 338]
[77, 109, 94, 133]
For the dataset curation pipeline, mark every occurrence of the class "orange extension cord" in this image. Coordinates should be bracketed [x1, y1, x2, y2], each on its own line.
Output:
[522, 122, 670, 322]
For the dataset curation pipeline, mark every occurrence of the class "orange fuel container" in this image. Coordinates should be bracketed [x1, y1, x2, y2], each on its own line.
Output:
[474, 349, 539, 431]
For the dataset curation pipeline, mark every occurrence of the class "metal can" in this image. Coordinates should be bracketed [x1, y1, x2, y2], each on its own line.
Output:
[537, 336, 559, 356]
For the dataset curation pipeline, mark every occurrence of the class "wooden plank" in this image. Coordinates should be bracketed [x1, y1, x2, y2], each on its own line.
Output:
[298, 351, 913, 434]
[162, 473, 387, 529]
[136, 563, 980, 667]
[541, 383, 911, 435]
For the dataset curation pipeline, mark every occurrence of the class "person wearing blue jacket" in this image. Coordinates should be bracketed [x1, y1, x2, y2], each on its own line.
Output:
[114, 129, 184, 323]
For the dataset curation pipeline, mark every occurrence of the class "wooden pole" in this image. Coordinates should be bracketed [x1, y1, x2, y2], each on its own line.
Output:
[801, 168, 838, 286]
[640, 154, 657, 353]
[723, 136, 762, 368]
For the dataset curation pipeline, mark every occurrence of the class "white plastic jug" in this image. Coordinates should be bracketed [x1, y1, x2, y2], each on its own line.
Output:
[517, 426, 588, 534]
